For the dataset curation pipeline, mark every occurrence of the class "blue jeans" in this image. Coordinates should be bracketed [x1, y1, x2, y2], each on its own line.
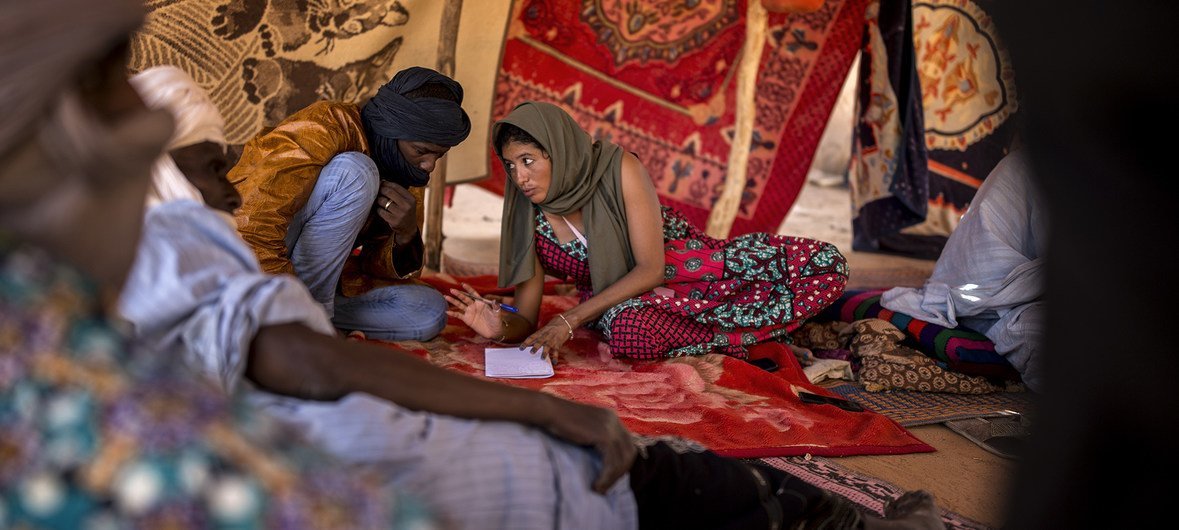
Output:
[284, 152, 446, 340]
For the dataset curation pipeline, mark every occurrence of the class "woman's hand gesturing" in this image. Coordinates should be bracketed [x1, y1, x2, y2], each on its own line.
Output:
[444, 283, 505, 340]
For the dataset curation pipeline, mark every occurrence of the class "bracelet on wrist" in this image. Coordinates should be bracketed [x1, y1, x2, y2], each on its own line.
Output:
[556, 313, 575, 340]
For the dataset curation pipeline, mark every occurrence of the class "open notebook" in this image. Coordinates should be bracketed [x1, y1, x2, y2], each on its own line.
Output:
[485, 347, 555, 379]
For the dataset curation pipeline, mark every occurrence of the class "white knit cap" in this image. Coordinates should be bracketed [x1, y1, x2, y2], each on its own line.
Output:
[130, 65, 226, 208]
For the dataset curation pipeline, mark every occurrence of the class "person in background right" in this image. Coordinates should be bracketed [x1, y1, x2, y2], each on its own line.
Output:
[880, 151, 1045, 391]
[994, 1, 1178, 528]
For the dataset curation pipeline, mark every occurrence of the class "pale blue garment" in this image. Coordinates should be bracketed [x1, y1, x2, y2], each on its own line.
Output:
[119, 200, 639, 530]
[881, 152, 1046, 390]
[119, 200, 336, 393]
[285, 151, 447, 340]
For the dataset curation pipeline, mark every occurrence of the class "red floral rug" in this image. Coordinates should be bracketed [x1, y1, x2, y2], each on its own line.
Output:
[388, 274, 932, 458]
[483, 0, 869, 235]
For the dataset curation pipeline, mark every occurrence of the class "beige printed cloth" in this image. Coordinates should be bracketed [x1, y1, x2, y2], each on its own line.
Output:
[130, 0, 510, 183]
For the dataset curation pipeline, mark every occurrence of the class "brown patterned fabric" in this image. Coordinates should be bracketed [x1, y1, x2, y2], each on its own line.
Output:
[794, 319, 1002, 394]
[860, 354, 1000, 394]
[840, 319, 906, 357]
[129, 1, 513, 184]
[129, 0, 412, 145]
[847, 319, 1001, 394]
[792, 321, 849, 351]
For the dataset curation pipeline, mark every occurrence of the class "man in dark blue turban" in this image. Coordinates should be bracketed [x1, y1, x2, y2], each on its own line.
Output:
[362, 66, 471, 188]
[229, 66, 471, 341]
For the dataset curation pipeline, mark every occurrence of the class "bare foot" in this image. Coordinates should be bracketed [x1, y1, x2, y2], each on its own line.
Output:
[863, 491, 946, 530]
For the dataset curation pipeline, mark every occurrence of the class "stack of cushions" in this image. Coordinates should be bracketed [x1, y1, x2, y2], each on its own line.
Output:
[815, 289, 1020, 380]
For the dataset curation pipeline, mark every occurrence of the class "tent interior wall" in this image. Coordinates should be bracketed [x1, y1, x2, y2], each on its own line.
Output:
[127, 1, 1021, 526]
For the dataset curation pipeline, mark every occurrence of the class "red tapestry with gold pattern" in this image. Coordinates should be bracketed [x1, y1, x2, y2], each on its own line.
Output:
[485, 0, 869, 235]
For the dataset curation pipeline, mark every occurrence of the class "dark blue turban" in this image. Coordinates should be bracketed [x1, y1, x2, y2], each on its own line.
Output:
[361, 66, 471, 187]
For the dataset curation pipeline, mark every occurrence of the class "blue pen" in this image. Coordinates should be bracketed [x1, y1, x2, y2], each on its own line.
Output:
[474, 296, 518, 313]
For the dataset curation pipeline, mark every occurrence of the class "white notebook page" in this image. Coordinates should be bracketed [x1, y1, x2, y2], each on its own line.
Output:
[485, 347, 555, 379]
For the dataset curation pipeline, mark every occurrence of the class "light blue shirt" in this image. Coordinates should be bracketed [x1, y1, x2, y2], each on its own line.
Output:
[881, 152, 1045, 390]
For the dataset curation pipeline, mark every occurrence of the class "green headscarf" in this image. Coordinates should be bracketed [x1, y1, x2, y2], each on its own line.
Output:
[494, 102, 634, 293]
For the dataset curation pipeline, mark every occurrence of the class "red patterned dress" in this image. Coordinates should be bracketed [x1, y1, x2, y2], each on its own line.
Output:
[534, 207, 849, 359]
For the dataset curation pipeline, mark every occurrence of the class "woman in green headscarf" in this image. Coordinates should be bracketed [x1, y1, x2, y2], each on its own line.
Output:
[447, 102, 849, 363]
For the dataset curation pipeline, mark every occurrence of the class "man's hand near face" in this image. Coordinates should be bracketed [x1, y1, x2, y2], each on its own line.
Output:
[375, 180, 418, 246]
